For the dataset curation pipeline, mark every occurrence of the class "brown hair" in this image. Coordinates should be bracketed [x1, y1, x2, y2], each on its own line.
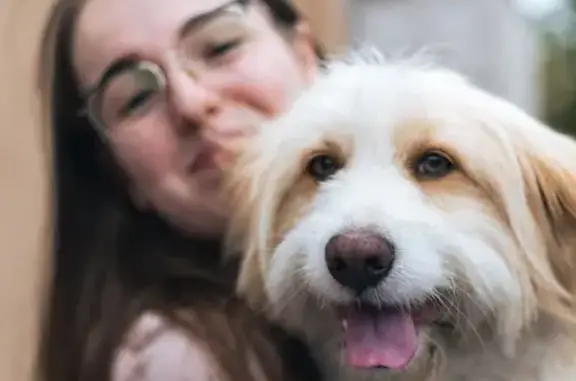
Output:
[36, 1, 322, 380]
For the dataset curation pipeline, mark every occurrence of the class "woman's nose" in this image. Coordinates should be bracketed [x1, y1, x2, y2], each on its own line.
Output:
[168, 71, 220, 130]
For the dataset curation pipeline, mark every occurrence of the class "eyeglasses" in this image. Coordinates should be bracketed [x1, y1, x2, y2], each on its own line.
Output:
[81, 0, 251, 133]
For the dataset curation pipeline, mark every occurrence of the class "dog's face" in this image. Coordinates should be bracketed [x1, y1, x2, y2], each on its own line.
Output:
[226, 59, 576, 376]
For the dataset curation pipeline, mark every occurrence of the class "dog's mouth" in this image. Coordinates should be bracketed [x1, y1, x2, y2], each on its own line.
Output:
[336, 299, 441, 370]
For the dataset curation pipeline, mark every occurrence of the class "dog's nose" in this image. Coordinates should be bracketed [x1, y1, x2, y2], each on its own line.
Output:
[325, 230, 395, 293]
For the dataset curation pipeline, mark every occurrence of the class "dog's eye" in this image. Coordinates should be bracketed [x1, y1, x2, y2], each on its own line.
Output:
[414, 151, 455, 179]
[307, 154, 342, 181]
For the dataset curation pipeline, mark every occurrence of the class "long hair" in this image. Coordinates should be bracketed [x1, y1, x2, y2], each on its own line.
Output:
[36, 1, 322, 380]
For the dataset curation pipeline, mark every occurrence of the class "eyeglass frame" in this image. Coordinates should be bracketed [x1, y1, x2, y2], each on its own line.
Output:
[77, 0, 252, 135]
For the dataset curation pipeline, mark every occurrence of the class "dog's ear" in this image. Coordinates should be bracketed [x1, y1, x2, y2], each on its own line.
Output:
[520, 138, 576, 232]
[516, 128, 576, 325]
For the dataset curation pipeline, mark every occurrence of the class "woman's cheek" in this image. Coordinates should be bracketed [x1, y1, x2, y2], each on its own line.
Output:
[232, 50, 306, 116]
[110, 122, 178, 184]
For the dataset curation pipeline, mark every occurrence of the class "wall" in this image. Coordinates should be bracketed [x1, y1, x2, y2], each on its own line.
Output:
[347, 0, 543, 116]
[0, 0, 53, 380]
[294, 0, 349, 53]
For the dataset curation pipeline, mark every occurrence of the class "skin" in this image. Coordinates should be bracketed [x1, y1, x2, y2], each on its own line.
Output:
[73, 0, 318, 237]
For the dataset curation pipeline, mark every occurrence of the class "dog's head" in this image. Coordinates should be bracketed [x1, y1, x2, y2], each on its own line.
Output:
[226, 57, 576, 374]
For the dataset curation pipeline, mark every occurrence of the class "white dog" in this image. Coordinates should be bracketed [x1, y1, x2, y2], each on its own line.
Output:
[225, 53, 576, 381]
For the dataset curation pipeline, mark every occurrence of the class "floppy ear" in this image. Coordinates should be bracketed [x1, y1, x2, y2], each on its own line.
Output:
[516, 127, 576, 325]
[522, 153, 576, 234]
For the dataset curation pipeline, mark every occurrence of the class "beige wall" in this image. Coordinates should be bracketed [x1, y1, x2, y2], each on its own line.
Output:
[0, 0, 48, 381]
[0, 1, 347, 381]
[0, 0, 53, 380]
[294, 0, 348, 54]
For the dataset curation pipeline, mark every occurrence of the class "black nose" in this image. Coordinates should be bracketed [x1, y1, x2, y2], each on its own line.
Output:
[325, 230, 395, 293]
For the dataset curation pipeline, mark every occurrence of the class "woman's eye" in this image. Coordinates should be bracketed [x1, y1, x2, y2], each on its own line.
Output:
[413, 151, 455, 180]
[205, 39, 241, 59]
[119, 89, 157, 117]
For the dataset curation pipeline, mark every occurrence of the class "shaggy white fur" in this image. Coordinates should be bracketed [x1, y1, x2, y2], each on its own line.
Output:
[226, 51, 576, 381]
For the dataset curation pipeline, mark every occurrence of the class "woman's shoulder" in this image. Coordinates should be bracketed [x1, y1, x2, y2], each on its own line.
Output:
[111, 312, 219, 381]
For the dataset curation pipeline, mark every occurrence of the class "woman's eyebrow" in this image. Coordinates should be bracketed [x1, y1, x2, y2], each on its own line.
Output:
[86, 0, 245, 96]
[177, 0, 240, 40]
[85, 54, 140, 96]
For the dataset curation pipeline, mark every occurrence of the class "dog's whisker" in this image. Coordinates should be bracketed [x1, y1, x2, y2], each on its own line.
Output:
[441, 287, 490, 349]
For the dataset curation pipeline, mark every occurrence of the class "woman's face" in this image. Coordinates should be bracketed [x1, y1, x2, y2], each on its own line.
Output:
[73, 0, 318, 237]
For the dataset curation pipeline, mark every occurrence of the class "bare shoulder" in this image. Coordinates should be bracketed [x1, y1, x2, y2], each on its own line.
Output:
[111, 312, 220, 381]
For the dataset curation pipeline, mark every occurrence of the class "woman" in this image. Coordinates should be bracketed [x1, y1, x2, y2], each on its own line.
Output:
[37, 0, 325, 380]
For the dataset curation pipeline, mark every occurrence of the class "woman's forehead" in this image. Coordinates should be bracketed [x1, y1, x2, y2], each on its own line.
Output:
[72, 0, 239, 89]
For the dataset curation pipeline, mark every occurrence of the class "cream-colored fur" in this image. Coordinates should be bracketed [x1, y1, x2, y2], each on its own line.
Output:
[225, 53, 576, 381]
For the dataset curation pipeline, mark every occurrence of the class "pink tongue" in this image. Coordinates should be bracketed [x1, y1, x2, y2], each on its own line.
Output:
[344, 307, 418, 369]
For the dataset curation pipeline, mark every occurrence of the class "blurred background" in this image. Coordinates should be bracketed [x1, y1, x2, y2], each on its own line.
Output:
[339, 0, 576, 135]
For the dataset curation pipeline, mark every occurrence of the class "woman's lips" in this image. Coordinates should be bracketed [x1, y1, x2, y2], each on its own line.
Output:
[186, 143, 236, 175]
[188, 148, 219, 174]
